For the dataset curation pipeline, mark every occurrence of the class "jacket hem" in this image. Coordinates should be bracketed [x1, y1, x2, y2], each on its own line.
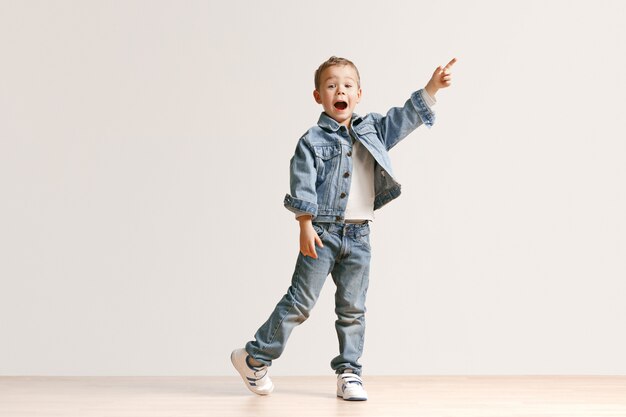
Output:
[374, 185, 402, 210]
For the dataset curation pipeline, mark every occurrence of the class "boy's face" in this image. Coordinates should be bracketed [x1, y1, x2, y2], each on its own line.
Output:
[314, 64, 362, 127]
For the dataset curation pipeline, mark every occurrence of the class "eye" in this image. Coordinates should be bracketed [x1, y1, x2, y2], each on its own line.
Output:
[327, 84, 336, 89]
[345, 84, 353, 88]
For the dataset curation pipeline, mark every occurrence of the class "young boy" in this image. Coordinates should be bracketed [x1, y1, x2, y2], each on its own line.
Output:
[231, 56, 457, 401]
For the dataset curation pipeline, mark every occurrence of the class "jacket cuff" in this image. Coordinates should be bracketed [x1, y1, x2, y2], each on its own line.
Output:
[284, 194, 318, 218]
[411, 89, 436, 128]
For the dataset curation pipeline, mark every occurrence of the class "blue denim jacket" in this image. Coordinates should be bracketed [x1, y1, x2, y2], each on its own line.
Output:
[283, 89, 435, 223]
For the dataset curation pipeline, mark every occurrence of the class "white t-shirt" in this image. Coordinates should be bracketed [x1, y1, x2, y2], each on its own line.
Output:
[343, 136, 376, 222]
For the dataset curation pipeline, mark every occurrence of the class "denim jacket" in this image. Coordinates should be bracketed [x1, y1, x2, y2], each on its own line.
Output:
[283, 89, 435, 223]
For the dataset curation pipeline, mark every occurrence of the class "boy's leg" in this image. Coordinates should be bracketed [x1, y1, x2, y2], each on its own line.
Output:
[245, 223, 339, 366]
[329, 223, 371, 377]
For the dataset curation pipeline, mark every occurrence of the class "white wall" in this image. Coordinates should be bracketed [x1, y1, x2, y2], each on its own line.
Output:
[1, 0, 625, 376]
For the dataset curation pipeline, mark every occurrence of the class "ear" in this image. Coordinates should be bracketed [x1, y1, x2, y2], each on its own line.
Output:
[313, 89, 322, 104]
[356, 87, 362, 103]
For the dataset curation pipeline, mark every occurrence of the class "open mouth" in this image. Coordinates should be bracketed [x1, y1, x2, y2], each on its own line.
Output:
[334, 101, 348, 110]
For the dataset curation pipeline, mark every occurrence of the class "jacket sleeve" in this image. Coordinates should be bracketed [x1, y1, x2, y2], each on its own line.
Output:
[374, 89, 436, 151]
[283, 136, 318, 218]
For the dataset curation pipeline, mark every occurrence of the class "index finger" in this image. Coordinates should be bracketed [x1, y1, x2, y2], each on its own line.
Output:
[444, 57, 457, 70]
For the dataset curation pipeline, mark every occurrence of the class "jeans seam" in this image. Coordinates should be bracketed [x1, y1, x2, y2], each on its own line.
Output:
[266, 256, 302, 347]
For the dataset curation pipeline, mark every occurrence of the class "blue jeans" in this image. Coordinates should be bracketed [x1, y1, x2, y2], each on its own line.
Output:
[246, 221, 372, 376]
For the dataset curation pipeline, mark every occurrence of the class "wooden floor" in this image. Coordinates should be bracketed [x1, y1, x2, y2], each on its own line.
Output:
[1, 376, 625, 417]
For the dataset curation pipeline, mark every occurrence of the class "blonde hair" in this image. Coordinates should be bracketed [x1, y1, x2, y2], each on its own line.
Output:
[314, 56, 361, 90]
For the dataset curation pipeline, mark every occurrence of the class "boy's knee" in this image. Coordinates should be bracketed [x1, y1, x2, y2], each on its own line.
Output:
[285, 289, 316, 322]
[292, 301, 313, 322]
[335, 304, 365, 320]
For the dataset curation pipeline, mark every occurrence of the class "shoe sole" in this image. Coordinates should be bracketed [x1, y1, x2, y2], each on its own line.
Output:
[337, 393, 368, 401]
[337, 390, 368, 401]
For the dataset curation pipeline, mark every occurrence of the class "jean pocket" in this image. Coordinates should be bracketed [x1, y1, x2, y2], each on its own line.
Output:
[355, 228, 370, 248]
[312, 223, 326, 238]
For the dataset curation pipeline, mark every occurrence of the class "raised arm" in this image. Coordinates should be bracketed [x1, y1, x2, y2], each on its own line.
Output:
[377, 57, 457, 151]
[376, 89, 436, 151]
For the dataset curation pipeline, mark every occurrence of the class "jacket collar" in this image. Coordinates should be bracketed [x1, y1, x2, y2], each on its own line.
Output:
[317, 112, 363, 132]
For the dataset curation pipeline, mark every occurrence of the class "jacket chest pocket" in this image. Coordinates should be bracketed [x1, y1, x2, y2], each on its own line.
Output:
[314, 145, 342, 184]
[355, 125, 377, 136]
[354, 126, 379, 146]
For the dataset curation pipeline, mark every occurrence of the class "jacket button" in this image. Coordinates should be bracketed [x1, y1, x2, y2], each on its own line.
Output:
[343, 172, 350, 178]
[340, 192, 346, 198]
[336, 216, 342, 221]
[347, 151, 352, 157]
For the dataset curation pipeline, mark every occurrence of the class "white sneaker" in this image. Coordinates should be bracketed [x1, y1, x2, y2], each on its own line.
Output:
[337, 371, 368, 401]
[230, 348, 274, 395]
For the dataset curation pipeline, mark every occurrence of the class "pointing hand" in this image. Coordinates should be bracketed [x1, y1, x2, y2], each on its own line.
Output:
[425, 57, 457, 97]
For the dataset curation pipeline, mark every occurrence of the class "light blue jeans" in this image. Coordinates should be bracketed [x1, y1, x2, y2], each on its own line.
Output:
[246, 221, 371, 376]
